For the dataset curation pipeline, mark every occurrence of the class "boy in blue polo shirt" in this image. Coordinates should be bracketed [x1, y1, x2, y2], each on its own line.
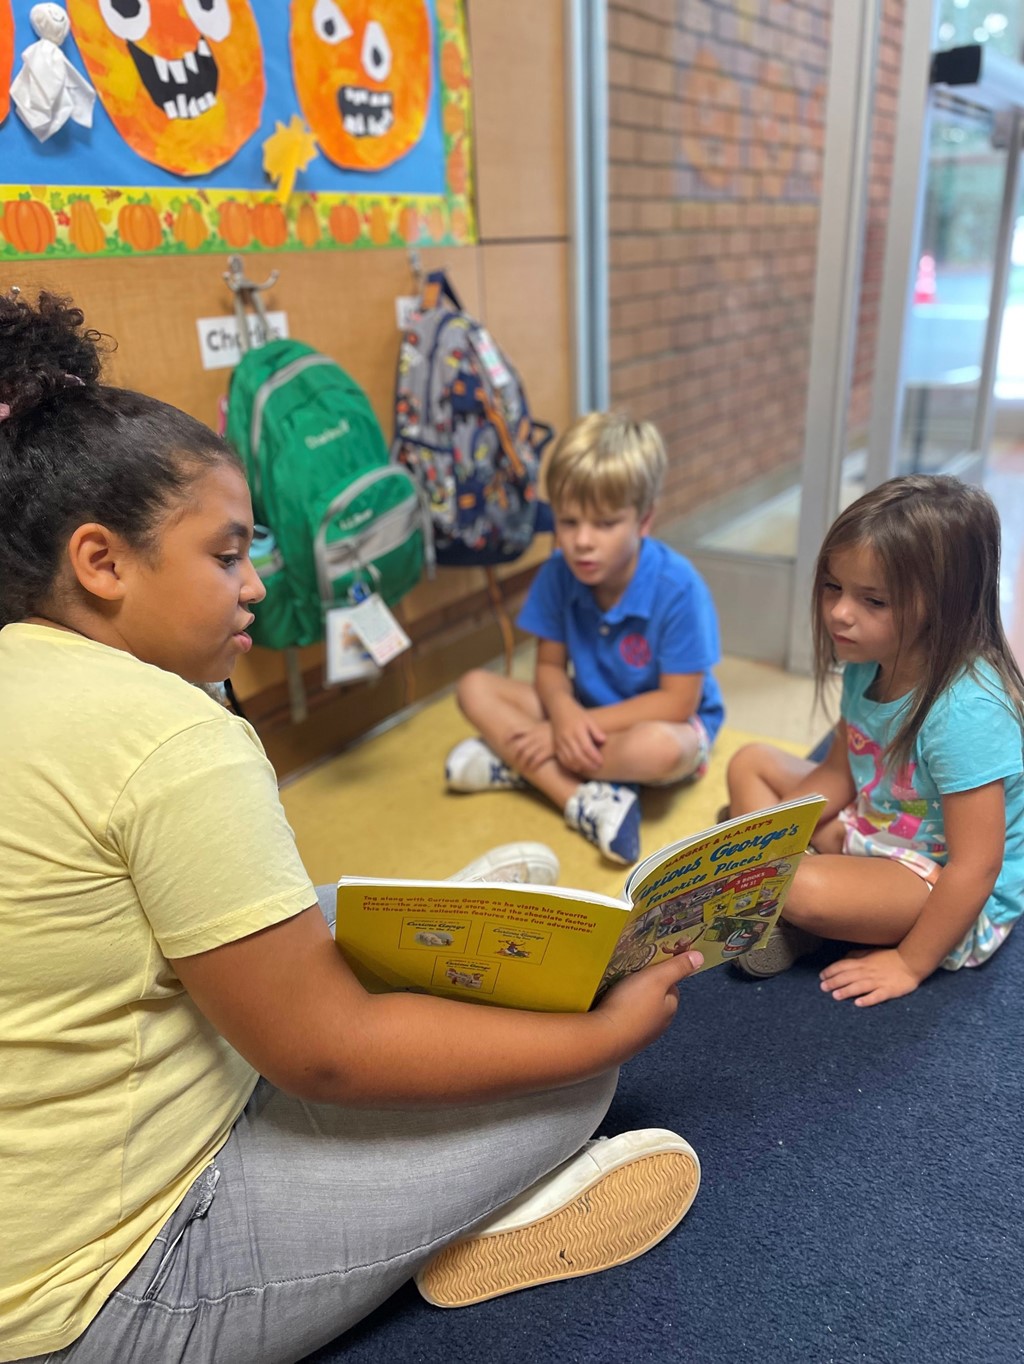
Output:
[445, 411, 725, 865]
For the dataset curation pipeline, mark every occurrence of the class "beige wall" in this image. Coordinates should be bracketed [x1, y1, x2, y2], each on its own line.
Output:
[3, 0, 573, 774]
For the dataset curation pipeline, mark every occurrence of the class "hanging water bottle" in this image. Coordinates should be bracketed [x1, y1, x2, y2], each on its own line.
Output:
[250, 525, 284, 582]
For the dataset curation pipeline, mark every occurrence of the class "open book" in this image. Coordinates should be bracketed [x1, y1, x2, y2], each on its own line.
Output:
[335, 794, 827, 1012]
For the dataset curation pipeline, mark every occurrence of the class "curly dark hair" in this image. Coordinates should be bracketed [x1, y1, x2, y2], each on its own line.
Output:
[0, 290, 240, 627]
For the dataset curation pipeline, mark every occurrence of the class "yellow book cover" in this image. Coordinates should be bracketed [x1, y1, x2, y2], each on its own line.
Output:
[335, 794, 827, 1012]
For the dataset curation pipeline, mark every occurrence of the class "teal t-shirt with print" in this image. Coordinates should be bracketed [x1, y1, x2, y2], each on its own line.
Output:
[841, 660, 1024, 927]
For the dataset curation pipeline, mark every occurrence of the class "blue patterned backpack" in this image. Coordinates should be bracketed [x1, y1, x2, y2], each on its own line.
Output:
[391, 271, 553, 566]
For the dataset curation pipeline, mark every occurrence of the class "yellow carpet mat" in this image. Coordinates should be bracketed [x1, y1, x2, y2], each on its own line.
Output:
[281, 692, 804, 901]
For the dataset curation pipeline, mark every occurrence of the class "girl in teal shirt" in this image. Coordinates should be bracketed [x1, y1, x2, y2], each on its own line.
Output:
[726, 474, 1024, 1008]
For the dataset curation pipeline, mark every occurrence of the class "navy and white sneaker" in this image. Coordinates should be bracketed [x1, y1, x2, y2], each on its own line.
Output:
[445, 737, 527, 793]
[564, 781, 641, 865]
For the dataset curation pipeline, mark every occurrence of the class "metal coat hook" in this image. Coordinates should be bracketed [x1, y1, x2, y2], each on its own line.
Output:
[408, 248, 424, 295]
[223, 254, 279, 352]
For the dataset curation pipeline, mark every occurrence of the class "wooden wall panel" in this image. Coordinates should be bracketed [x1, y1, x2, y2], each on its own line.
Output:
[480, 240, 574, 440]
[468, 0, 569, 241]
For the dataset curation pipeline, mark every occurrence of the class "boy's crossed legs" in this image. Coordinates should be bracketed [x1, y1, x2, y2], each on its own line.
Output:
[447, 670, 708, 865]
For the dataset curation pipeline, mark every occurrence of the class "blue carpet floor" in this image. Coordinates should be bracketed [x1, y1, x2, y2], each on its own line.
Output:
[303, 934, 1024, 1364]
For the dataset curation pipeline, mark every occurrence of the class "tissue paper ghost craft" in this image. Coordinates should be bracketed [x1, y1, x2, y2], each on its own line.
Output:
[65, 0, 265, 175]
[10, 3, 96, 140]
[290, 0, 432, 171]
[1, 2, 13, 124]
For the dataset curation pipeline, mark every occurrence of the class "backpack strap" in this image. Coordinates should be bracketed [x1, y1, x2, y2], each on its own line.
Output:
[531, 421, 555, 455]
[477, 383, 527, 481]
[422, 269, 463, 312]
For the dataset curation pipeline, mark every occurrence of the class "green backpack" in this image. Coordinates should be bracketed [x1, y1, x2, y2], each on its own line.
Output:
[226, 339, 432, 650]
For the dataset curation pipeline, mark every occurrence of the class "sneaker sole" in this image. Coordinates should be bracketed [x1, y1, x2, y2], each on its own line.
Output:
[446, 777, 528, 794]
[733, 924, 821, 978]
[416, 1148, 699, 1308]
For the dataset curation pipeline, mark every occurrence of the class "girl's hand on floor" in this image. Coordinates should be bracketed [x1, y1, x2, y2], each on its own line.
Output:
[594, 950, 704, 1054]
[819, 947, 923, 1007]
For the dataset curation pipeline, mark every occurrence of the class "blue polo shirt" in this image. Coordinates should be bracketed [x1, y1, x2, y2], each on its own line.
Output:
[517, 537, 725, 742]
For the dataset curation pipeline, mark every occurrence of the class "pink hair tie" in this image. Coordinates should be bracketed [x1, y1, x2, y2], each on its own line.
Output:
[0, 377, 83, 422]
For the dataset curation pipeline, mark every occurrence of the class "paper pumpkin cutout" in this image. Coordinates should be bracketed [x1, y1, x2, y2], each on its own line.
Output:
[290, 0, 431, 172]
[65, 0, 265, 175]
[0, 1, 13, 124]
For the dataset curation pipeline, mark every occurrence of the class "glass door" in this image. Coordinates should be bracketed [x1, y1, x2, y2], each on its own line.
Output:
[787, 0, 1024, 669]
[899, 92, 1007, 476]
[866, 6, 1024, 494]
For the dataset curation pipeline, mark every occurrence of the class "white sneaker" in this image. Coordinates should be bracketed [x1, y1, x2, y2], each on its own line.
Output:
[449, 842, 560, 886]
[564, 781, 641, 864]
[445, 737, 527, 793]
[414, 1129, 700, 1308]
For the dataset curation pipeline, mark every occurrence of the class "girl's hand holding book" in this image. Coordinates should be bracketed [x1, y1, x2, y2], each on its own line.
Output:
[593, 949, 704, 1054]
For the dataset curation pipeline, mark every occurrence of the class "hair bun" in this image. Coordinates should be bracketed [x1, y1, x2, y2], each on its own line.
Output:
[0, 290, 106, 420]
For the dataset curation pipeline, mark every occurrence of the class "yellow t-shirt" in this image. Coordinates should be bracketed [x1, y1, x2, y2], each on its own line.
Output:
[0, 625, 317, 1362]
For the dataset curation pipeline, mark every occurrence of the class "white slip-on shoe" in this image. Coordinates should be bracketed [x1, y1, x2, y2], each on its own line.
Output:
[445, 737, 528, 793]
[449, 842, 560, 886]
[414, 1129, 700, 1308]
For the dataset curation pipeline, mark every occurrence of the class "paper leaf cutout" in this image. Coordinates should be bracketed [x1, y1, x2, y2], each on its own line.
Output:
[262, 113, 318, 201]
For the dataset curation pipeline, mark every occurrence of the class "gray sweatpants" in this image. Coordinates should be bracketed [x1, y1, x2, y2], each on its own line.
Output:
[26, 887, 617, 1364]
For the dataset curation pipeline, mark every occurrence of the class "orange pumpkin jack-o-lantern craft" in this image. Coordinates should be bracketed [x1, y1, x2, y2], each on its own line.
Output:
[291, 0, 432, 172]
[0, 1, 13, 125]
[65, 0, 265, 175]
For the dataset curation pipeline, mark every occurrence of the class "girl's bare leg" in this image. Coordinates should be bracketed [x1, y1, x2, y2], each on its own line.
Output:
[727, 743, 846, 849]
[726, 743, 817, 817]
[782, 853, 931, 944]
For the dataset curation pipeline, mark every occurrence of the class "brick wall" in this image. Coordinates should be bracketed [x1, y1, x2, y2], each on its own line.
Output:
[608, 0, 902, 525]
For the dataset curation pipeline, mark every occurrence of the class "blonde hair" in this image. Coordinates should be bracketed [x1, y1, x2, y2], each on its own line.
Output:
[544, 411, 667, 518]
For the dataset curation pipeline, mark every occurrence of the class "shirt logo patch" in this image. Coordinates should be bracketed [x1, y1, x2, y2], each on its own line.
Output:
[620, 633, 651, 668]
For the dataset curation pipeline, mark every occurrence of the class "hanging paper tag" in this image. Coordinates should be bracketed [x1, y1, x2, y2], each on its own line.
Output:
[396, 295, 419, 330]
[325, 606, 383, 686]
[472, 327, 513, 389]
[340, 593, 412, 668]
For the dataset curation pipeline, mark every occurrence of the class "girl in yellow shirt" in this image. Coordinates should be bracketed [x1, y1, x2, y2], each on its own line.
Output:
[0, 290, 702, 1364]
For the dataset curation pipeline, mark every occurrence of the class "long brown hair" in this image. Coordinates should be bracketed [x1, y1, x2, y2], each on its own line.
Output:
[812, 474, 1024, 771]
